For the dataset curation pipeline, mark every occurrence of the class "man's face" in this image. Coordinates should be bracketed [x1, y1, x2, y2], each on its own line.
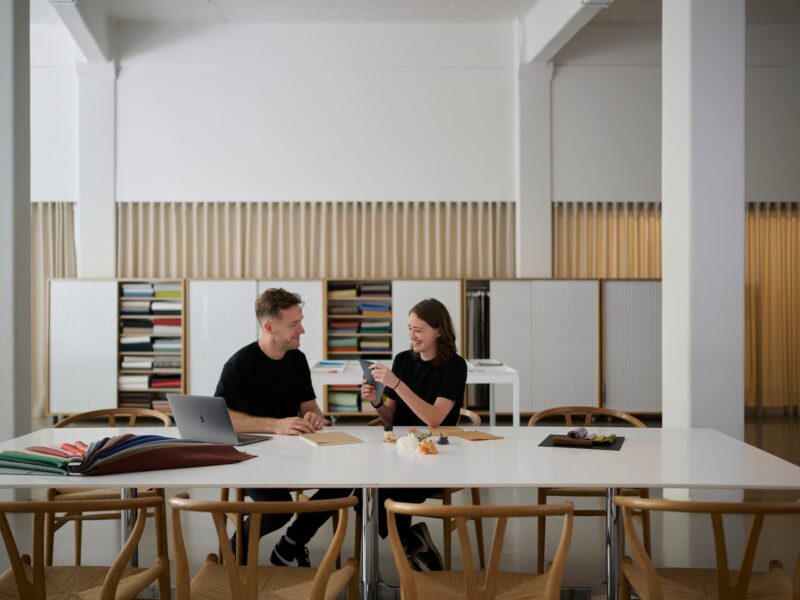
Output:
[265, 304, 305, 350]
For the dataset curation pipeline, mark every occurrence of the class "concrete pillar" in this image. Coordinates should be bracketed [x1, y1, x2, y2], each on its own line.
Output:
[661, 0, 745, 440]
[75, 62, 116, 278]
[517, 60, 553, 277]
[0, 0, 32, 446]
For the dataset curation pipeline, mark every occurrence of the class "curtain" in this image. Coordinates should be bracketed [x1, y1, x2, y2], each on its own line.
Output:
[553, 201, 800, 413]
[552, 202, 661, 279]
[31, 202, 76, 417]
[117, 201, 516, 280]
[745, 203, 799, 413]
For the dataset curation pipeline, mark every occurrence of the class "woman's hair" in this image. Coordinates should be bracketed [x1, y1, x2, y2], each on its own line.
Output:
[409, 298, 457, 367]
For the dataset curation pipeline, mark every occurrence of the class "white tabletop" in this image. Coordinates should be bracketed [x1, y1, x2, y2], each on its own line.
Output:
[1, 426, 799, 491]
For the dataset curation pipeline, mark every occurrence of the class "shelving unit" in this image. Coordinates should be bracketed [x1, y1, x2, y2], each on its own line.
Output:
[324, 280, 392, 414]
[118, 280, 186, 415]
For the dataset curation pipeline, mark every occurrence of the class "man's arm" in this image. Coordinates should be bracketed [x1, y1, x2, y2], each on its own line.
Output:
[299, 399, 326, 429]
[228, 408, 316, 435]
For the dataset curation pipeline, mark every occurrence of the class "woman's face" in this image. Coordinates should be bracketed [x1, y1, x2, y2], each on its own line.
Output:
[407, 312, 440, 358]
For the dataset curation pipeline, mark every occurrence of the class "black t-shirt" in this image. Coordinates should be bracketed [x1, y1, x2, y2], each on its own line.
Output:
[385, 350, 467, 427]
[214, 342, 315, 418]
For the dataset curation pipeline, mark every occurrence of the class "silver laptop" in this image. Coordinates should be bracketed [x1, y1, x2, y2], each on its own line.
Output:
[167, 394, 271, 446]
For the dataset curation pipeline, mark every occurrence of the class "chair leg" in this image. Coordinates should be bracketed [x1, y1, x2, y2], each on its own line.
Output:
[354, 509, 362, 566]
[537, 488, 547, 574]
[332, 511, 342, 569]
[44, 512, 55, 566]
[470, 488, 485, 569]
[620, 557, 633, 600]
[441, 489, 453, 570]
[640, 488, 652, 555]
[74, 515, 83, 566]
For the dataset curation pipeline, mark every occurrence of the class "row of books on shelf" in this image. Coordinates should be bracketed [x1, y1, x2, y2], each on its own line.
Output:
[120, 337, 182, 352]
[328, 282, 390, 299]
[329, 320, 390, 334]
[121, 317, 181, 335]
[121, 300, 181, 315]
[328, 303, 390, 316]
[119, 374, 182, 391]
[121, 356, 182, 370]
[121, 282, 182, 298]
[328, 337, 391, 352]
[327, 386, 378, 413]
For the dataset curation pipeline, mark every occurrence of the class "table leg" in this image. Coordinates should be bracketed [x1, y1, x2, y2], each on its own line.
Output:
[489, 385, 496, 428]
[606, 487, 621, 600]
[121, 487, 138, 567]
[361, 487, 379, 600]
[512, 374, 520, 427]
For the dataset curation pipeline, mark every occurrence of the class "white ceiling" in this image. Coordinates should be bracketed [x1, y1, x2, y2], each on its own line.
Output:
[592, 0, 800, 26]
[31, 0, 541, 24]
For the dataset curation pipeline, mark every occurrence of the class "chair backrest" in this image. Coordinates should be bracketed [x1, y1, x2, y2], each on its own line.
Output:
[169, 494, 358, 600]
[385, 499, 574, 600]
[55, 407, 172, 428]
[527, 406, 646, 428]
[0, 497, 169, 599]
[614, 497, 800, 600]
[369, 407, 481, 427]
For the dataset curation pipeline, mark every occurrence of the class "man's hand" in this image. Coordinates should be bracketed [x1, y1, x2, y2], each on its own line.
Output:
[274, 417, 316, 435]
[303, 411, 326, 431]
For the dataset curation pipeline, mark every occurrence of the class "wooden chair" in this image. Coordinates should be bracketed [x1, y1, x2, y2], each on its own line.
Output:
[614, 496, 800, 600]
[45, 408, 172, 566]
[386, 499, 574, 600]
[369, 407, 487, 569]
[0, 496, 170, 599]
[169, 493, 359, 600]
[218, 487, 358, 569]
[528, 405, 651, 573]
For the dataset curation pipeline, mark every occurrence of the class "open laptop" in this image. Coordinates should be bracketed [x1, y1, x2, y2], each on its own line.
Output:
[167, 394, 271, 446]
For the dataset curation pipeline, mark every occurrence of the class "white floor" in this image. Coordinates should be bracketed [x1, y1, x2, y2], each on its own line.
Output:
[1, 417, 798, 598]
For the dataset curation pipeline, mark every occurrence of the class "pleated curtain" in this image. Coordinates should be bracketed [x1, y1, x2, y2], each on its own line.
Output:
[31, 202, 77, 417]
[553, 201, 800, 413]
[745, 203, 799, 413]
[552, 202, 662, 279]
[117, 201, 516, 280]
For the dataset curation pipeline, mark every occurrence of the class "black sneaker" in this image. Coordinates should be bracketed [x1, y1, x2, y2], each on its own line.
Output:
[404, 544, 424, 572]
[270, 536, 311, 567]
[408, 522, 443, 571]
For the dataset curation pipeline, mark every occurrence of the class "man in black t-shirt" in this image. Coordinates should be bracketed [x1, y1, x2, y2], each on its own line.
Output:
[215, 287, 352, 566]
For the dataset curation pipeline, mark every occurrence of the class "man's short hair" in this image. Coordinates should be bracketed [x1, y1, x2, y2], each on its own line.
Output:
[255, 288, 303, 323]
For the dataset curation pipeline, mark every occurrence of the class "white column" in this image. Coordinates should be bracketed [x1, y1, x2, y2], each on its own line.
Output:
[0, 0, 32, 444]
[662, 0, 745, 439]
[517, 60, 553, 277]
[75, 62, 116, 278]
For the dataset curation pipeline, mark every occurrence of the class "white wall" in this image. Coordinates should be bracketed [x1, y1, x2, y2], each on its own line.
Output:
[114, 22, 517, 203]
[30, 24, 78, 202]
[551, 24, 800, 204]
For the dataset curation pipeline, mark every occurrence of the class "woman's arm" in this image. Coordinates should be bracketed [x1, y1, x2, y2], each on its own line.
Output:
[369, 363, 455, 428]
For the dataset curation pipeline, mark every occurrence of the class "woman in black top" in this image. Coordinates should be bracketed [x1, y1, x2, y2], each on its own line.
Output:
[361, 298, 467, 571]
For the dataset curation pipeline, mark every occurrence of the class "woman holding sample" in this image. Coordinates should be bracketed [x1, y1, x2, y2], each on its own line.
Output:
[360, 298, 467, 572]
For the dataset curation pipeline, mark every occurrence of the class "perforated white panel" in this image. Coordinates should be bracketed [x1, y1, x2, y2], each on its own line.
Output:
[391, 281, 462, 357]
[257, 280, 324, 362]
[530, 281, 599, 410]
[489, 281, 534, 413]
[602, 281, 661, 412]
[49, 280, 117, 413]
[189, 281, 258, 396]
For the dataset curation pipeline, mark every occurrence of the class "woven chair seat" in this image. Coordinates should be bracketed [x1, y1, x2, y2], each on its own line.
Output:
[188, 560, 355, 600]
[405, 570, 550, 600]
[623, 565, 793, 600]
[0, 564, 155, 600]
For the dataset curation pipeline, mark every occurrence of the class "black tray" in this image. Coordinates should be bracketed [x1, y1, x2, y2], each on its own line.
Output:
[539, 434, 625, 451]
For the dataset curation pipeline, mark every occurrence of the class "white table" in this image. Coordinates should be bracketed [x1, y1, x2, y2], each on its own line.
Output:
[310, 360, 521, 427]
[2, 426, 799, 600]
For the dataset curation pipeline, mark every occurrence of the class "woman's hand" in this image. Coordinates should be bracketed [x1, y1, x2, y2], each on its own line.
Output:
[361, 379, 377, 404]
[369, 363, 400, 390]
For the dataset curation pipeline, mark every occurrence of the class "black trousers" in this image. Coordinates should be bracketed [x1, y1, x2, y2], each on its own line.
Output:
[355, 488, 439, 546]
[234, 487, 354, 562]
